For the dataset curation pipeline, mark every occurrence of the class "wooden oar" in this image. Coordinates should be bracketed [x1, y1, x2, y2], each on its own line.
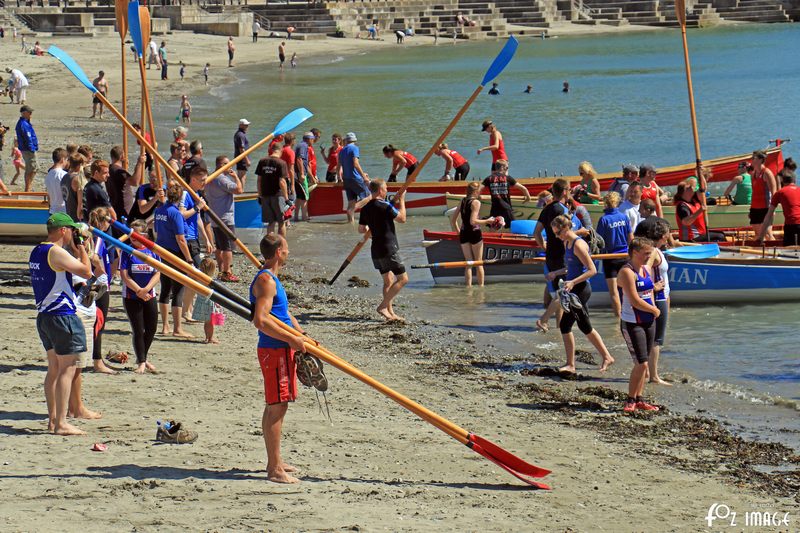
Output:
[328, 36, 520, 285]
[114, 0, 128, 164]
[92, 227, 252, 319]
[675, 0, 709, 240]
[204, 108, 313, 184]
[110, 219, 252, 311]
[48, 45, 263, 269]
[110, 229, 550, 488]
[128, 0, 163, 188]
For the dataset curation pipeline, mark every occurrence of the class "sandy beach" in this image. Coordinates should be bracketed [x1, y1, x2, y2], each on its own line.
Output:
[0, 28, 798, 531]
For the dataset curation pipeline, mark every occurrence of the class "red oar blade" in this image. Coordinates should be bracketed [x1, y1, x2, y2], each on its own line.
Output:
[469, 433, 551, 478]
[469, 440, 551, 490]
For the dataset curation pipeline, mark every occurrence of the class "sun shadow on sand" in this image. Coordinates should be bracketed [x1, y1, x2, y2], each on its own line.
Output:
[85, 464, 268, 481]
[508, 402, 618, 415]
[0, 410, 45, 421]
[0, 362, 48, 373]
[299, 475, 536, 491]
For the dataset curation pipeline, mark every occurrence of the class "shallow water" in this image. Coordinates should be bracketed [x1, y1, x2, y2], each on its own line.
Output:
[153, 25, 800, 444]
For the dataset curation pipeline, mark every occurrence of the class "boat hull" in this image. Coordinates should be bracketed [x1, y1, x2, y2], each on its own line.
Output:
[0, 196, 50, 239]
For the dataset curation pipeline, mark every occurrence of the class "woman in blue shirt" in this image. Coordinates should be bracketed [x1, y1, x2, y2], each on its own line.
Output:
[595, 191, 633, 317]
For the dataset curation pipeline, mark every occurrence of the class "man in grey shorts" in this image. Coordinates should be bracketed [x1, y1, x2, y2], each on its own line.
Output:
[30, 213, 101, 435]
[256, 144, 290, 237]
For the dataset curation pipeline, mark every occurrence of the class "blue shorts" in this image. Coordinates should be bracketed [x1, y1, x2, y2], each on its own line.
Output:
[344, 179, 369, 202]
[36, 313, 87, 356]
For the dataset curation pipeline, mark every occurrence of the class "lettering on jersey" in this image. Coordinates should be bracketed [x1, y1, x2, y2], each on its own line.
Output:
[29, 262, 41, 270]
[131, 264, 155, 273]
[155, 213, 168, 222]
[607, 220, 627, 229]
[668, 267, 708, 286]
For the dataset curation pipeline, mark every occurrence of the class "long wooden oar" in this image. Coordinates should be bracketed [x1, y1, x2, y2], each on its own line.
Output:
[108, 229, 550, 488]
[92, 227, 252, 319]
[204, 109, 313, 184]
[128, 0, 163, 188]
[110, 219, 252, 310]
[114, 0, 128, 164]
[675, 0, 708, 240]
[48, 45, 265, 269]
[328, 36, 520, 285]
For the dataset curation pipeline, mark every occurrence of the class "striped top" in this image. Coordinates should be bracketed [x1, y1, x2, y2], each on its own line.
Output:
[29, 243, 76, 315]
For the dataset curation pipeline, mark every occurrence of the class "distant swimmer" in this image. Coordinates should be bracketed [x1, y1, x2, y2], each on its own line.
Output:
[562, 81, 570, 93]
[435, 142, 470, 182]
[524, 85, 532, 93]
[488, 82, 499, 95]
[382, 145, 418, 183]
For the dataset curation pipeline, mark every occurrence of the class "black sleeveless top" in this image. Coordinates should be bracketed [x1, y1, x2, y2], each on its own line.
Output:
[460, 197, 482, 241]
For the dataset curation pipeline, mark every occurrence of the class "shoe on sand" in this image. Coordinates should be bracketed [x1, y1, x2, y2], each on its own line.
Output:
[156, 421, 198, 444]
[296, 353, 328, 392]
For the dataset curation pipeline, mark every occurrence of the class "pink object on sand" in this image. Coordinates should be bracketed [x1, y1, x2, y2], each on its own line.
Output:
[211, 312, 225, 326]
[91, 443, 108, 452]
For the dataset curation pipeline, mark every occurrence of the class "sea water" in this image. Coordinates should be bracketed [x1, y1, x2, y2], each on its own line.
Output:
[153, 24, 800, 445]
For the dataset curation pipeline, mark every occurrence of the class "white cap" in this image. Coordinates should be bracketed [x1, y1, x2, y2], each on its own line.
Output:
[239, 118, 251, 126]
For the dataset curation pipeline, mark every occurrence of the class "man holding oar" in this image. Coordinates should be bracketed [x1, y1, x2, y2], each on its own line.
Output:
[251, 234, 308, 484]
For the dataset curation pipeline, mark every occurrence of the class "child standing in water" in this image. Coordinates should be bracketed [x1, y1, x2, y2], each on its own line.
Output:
[179, 94, 192, 125]
[203, 63, 210, 86]
[10, 137, 24, 185]
[179, 61, 186, 81]
[192, 258, 223, 344]
[290, 52, 297, 68]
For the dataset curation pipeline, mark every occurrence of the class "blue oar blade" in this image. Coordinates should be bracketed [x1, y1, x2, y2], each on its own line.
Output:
[272, 108, 313, 137]
[48, 46, 96, 93]
[664, 243, 720, 259]
[480, 36, 519, 87]
[128, 0, 143, 57]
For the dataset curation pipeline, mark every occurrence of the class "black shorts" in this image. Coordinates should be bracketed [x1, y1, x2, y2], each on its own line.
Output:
[406, 163, 417, 178]
[228, 50, 234, 60]
[489, 203, 514, 224]
[236, 161, 249, 172]
[783, 224, 800, 246]
[213, 226, 232, 252]
[37, 313, 87, 356]
[325, 170, 337, 183]
[92, 95, 101, 105]
[279, 54, 286, 63]
[372, 252, 406, 276]
[602, 258, 627, 279]
[187, 239, 202, 266]
[621, 320, 655, 364]
[454, 162, 470, 181]
[261, 195, 286, 224]
[294, 180, 307, 200]
[654, 299, 668, 347]
[749, 207, 769, 225]
[459, 229, 482, 245]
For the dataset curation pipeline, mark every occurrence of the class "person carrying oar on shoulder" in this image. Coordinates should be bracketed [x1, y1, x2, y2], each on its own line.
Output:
[358, 179, 408, 321]
[549, 215, 615, 374]
[251, 234, 309, 484]
[449, 181, 498, 287]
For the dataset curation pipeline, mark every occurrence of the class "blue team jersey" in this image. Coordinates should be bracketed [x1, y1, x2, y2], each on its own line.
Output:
[119, 248, 159, 300]
[596, 208, 631, 254]
[29, 243, 76, 315]
[154, 203, 185, 251]
[250, 269, 292, 349]
[180, 192, 199, 240]
[620, 264, 655, 324]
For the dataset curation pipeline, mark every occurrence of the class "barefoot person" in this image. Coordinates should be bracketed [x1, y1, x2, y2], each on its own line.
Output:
[749, 150, 777, 240]
[338, 132, 370, 223]
[120, 220, 161, 374]
[91, 71, 109, 119]
[449, 182, 496, 286]
[30, 213, 99, 435]
[358, 179, 408, 321]
[618, 237, 664, 413]
[595, 192, 633, 317]
[548, 215, 614, 373]
[251, 234, 309, 484]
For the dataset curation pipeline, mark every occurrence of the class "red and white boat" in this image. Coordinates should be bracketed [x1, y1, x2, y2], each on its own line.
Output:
[232, 143, 784, 228]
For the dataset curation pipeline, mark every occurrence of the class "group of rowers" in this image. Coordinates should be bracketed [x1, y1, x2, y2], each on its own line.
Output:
[449, 148, 800, 412]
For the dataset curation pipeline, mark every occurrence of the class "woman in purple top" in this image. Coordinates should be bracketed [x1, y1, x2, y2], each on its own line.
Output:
[120, 219, 161, 374]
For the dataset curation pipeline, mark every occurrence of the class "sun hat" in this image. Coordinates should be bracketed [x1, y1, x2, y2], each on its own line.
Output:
[239, 118, 251, 126]
[481, 119, 493, 131]
[344, 132, 357, 142]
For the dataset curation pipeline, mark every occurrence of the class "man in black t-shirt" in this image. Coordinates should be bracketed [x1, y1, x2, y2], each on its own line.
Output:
[82, 159, 115, 222]
[106, 145, 143, 225]
[480, 159, 530, 224]
[255, 146, 290, 237]
[180, 140, 206, 181]
[358, 179, 407, 321]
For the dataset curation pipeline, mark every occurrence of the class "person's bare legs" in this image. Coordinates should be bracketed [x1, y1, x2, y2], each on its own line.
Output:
[378, 272, 408, 321]
[559, 332, 576, 373]
[606, 277, 621, 318]
[262, 402, 299, 483]
[45, 349, 58, 431]
[172, 305, 192, 338]
[648, 345, 671, 385]
[68, 369, 102, 419]
[347, 200, 356, 223]
[586, 329, 615, 372]
[460, 242, 473, 286]
[53, 355, 85, 435]
[159, 302, 171, 335]
[23, 165, 34, 192]
[537, 294, 561, 333]
[471, 241, 484, 286]
[181, 289, 195, 323]
[628, 362, 648, 400]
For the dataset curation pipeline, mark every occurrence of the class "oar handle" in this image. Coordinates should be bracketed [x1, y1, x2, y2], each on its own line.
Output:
[206, 133, 274, 184]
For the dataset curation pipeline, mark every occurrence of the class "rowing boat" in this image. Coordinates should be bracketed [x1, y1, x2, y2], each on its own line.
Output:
[421, 230, 800, 304]
[0, 193, 50, 238]
[444, 193, 786, 228]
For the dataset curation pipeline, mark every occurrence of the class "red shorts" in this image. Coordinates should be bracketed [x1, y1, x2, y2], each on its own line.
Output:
[257, 347, 297, 405]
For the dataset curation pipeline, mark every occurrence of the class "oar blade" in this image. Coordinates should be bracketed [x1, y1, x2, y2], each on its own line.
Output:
[480, 36, 519, 87]
[115, 0, 128, 38]
[469, 433, 551, 478]
[140, 6, 151, 52]
[128, 0, 143, 57]
[328, 259, 351, 285]
[675, 0, 687, 26]
[48, 46, 96, 93]
[273, 108, 313, 137]
[664, 243, 719, 259]
[469, 440, 551, 489]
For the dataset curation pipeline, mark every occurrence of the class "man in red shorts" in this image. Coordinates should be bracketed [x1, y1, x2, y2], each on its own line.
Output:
[251, 234, 308, 483]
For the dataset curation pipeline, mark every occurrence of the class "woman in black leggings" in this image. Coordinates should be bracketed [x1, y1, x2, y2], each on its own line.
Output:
[88, 208, 116, 374]
[120, 220, 161, 373]
[547, 215, 615, 374]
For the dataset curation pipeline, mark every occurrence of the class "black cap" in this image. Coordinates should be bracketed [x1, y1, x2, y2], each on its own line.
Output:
[20, 105, 33, 114]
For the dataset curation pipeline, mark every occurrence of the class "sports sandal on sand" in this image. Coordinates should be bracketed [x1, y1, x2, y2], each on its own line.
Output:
[296, 353, 328, 392]
[106, 350, 129, 364]
[156, 421, 198, 444]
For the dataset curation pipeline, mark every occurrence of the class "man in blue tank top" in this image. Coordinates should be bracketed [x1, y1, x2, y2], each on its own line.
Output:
[30, 213, 98, 436]
[251, 234, 308, 484]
